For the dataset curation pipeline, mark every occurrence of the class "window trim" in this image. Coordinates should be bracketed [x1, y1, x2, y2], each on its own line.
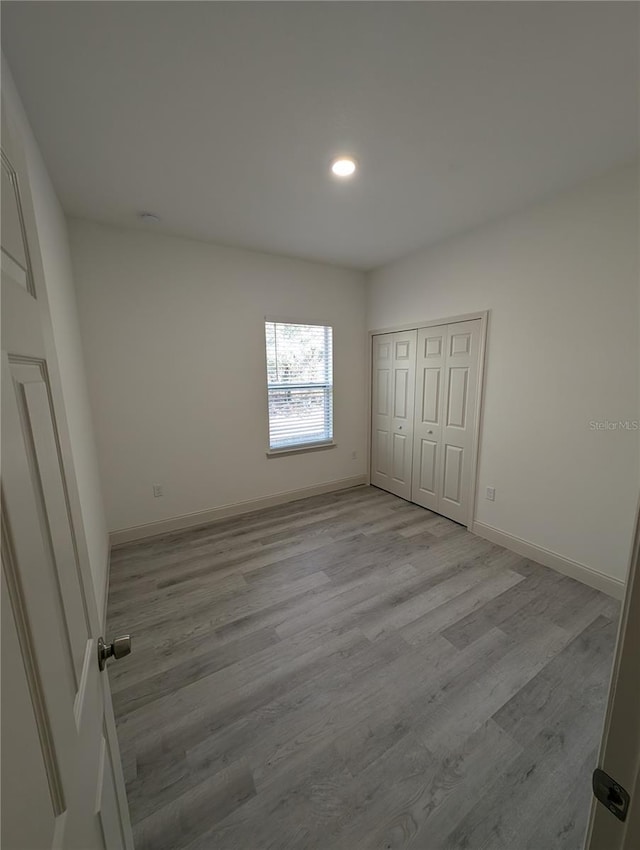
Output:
[265, 440, 337, 459]
[264, 317, 334, 453]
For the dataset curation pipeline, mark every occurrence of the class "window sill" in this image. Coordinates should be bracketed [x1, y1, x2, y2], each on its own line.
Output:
[266, 441, 337, 458]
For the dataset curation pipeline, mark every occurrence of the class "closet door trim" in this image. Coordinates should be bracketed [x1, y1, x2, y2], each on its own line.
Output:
[369, 311, 489, 337]
[367, 310, 489, 531]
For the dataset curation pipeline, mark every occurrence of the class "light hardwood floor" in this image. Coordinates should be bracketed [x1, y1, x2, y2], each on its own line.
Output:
[107, 485, 619, 850]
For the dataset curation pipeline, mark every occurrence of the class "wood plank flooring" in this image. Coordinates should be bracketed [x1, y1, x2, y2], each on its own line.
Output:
[107, 485, 619, 850]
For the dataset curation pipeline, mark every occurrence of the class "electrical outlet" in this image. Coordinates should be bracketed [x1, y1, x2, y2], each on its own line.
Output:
[486, 487, 495, 501]
[153, 484, 164, 498]
[351, 450, 358, 460]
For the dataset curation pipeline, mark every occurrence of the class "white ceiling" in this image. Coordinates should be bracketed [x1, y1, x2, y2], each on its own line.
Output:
[2, 2, 638, 270]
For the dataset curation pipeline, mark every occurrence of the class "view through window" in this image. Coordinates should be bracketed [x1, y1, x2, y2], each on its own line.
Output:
[265, 321, 333, 450]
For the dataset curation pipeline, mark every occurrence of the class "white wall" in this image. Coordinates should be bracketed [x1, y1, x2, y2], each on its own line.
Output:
[2, 59, 109, 616]
[68, 220, 367, 534]
[368, 163, 639, 585]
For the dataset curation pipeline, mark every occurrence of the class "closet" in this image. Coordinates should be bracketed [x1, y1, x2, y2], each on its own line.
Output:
[370, 318, 483, 527]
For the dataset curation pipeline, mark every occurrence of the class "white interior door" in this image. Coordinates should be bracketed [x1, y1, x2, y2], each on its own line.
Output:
[1, 96, 133, 849]
[410, 319, 482, 525]
[411, 324, 447, 512]
[370, 330, 416, 500]
[438, 319, 482, 525]
[586, 501, 640, 850]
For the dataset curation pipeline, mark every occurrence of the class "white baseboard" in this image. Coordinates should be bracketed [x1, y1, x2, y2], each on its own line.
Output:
[472, 521, 625, 600]
[109, 475, 368, 547]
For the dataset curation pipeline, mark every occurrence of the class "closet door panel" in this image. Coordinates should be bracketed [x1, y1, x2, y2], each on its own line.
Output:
[374, 429, 389, 477]
[417, 437, 438, 497]
[392, 432, 410, 481]
[411, 325, 446, 511]
[375, 368, 390, 416]
[446, 368, 469, 428]
[438, 319, 482, 525]
[393, 368, 410, 419]
[443, 443, 464, 504]
[422, 367, 441, 424]
[371, 331, 416, 500]
[371, 334, 393, 490]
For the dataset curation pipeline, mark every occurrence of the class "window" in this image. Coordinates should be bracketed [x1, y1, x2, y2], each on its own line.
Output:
[265, 320, 333, 451]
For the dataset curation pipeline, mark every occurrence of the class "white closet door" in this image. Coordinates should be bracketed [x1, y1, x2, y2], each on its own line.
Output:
[411, 319, 481, 525]
[370, 330, 416, 500]
[412, 325, 447, 512]
[439, 319, 482, 525]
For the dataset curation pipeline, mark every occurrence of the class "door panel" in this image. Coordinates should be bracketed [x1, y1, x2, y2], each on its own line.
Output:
[374, 429, 389, 476]
[1, 147, 34, 295]
[449, 328, 472, 356]
[1, 564, 59, 850]
[376, 369, 389, 415]
[1, 94, 132, 849]
[392, 432, 409, 481]
[442, 443, 464, 504]
[446, 367, 469, 428]
[438, 320, 482, 524]
[411, 319, 482, 524]
[371, 330, 416, 499]
[2, 351, 122, 849]
[422, 368, 441, 424]
[418, 438, 438, 496]
[18, 364, 90, 681]
[371, 335, 393, 489]
[425, 335, 443, 358]
[411, 325, 446, 511]
[393, 368, 410, 419]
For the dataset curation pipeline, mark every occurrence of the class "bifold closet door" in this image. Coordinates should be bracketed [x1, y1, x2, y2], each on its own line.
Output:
[411, 324, 447, 512]
[412, 319, 481, 525]
[370, 330, 417, 500]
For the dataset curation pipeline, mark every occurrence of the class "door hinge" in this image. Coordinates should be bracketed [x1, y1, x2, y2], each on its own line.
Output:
[592, 768, 630, 822]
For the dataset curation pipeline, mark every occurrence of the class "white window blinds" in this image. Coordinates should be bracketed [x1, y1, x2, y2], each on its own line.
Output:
[265, 321, 333, 450]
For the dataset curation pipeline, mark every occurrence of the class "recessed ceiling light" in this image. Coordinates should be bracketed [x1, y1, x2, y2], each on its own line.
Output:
[331, 157, 357, 178]
[139, 212, 161, 223]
